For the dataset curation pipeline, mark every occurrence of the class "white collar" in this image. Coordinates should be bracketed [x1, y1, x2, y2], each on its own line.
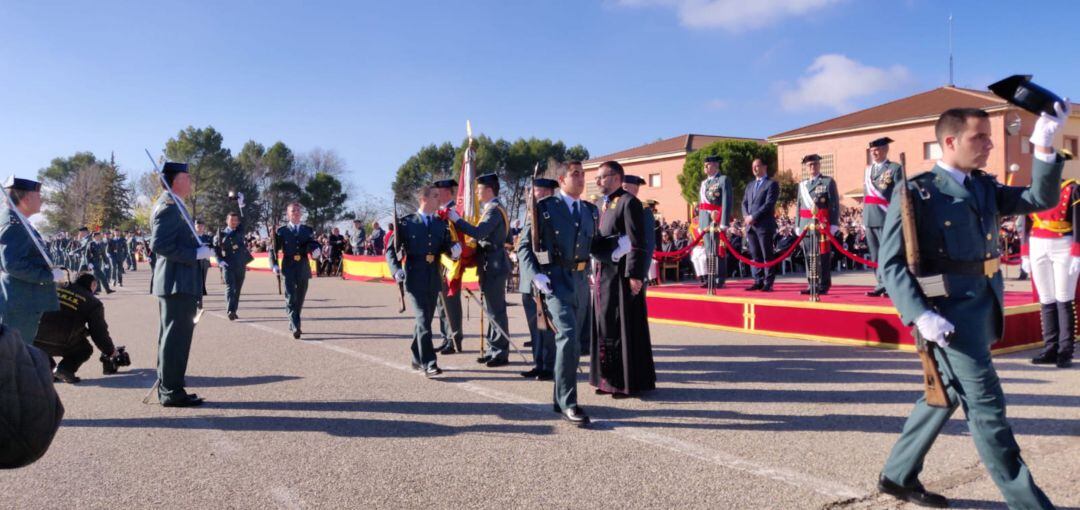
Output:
[936, 160, 969, 186]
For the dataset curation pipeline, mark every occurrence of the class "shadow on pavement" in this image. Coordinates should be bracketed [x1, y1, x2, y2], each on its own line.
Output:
[74, 369, 302, 389]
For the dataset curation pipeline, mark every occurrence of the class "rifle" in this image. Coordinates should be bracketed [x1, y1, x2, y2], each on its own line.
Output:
[897, 152, 950, 408]
[271, 220, 282, 295]
[392, 197, 406, 313]
[528, 163, 556, 333]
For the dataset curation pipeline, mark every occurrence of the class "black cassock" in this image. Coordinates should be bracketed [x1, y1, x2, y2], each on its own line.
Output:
[590, 187, 656, 395]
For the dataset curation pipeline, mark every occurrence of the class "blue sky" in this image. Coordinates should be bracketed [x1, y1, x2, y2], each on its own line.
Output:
[2, 0, 1077, 203]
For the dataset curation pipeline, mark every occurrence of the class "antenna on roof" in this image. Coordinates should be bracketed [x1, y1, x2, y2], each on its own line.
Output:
[947, 13, 955, 86]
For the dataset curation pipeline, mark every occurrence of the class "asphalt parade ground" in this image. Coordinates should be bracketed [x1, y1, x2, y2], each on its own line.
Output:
[2, 269, 1077, 509]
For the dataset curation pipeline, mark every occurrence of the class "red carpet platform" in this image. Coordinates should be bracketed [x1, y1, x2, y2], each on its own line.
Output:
[646, 282, 1040, 354]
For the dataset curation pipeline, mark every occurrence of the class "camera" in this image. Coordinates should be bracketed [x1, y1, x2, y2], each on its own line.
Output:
[101, 345, 131, 375]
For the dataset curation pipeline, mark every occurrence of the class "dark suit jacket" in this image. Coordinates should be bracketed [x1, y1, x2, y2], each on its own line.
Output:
[741, 177, 779, 232]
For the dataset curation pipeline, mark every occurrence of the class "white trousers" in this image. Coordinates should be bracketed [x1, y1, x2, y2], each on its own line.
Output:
[690, 245, 707, 276]
[1030, 236, 1080, 304]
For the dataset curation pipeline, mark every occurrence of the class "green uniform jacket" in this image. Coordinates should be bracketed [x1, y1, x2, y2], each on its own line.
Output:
[0, 207, 59, 316]
[150, 193, 202, 297]
[385, 213, 454, 296]
[795, 174, 840, 230]
[863, 161, 903, 228]
[880, 156, 1064, 338]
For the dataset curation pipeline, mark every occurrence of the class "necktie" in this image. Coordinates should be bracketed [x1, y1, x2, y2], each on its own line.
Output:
[423, 215, 429, 227]
[572, 201, 581, 224]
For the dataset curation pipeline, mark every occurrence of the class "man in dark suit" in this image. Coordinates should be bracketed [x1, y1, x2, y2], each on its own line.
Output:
[742, 159, 780, 290]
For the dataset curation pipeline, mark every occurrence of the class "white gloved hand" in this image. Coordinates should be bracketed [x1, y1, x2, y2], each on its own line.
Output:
[271, 265, 281, 276]
[88, 263, 95, 270]
[237, 192, 245, 209]
[794, 227, 803, 237]
[450, 243, 462, 260]
[311, 248, 322, 259]
[1070, 256, 1080, 277]
[52, 269, 66, 283]
[448, 209, 461, 222]
[218, 260, 229, 270]
[533, 273, 552, 294]
[1021, 256, 1031, 274]
[196, 246, 213, 260]
[393, 268, 405, 283]
[915, 311, 955, 348]
[611, 235, 631, 262]
[1030, 100, 1071, 148]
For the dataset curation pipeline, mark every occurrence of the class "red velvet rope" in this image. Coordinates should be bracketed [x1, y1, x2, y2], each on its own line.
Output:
[718, 229, 809, 268]
[822, 228, 878, 268]
[652, 229, 707, 262]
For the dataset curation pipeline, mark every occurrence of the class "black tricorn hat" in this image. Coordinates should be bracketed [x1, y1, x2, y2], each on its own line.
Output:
[432, 179, 458, 189]
[532, 178, 559, 189]
[868, 137, 893, 148]
[802, 154, 822, 164]
[476, 173, 499, 187]
[161, 161, 189, 177]
[623, 175, 646, 185]
[3, 177, 42, 192]
[704, 155, 721, 164]
[989, 75, 1065, 116]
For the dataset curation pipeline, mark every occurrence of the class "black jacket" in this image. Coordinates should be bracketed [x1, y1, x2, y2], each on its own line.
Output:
[34, 282, 115, 356]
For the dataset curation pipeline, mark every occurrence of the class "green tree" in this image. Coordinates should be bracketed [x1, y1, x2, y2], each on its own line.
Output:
[164, 126, 234, 223]
[677, 140, 777, 219]
[774, 168, 799, 212]
[566, 144, 590, 162]
[37, 152, 132, 233]
[392, 142, 457, 204]
[301, 172, 348, 232]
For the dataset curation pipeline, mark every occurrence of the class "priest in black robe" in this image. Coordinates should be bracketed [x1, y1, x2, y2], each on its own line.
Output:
[590, 161, 656, 397]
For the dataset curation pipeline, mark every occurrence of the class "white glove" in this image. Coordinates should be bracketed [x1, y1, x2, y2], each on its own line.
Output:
[196, 246, 213, 260]
[1070, 256, 1080, 277]
[393, 268, 405, 283]
[237, 192, 245, 209]
[1021, 256, 1031, 274]
[611, 235, 631, 262]
[915, 311, 954, 348]
[448, 209, 461, 222]
[1030, 100, 1071, 148]
[311, 248, 322, 259]
[271, 265, 281, 275]
[533, 273, 552, 294]
[52, 269, 66, 283]
[218, 260, 229, 270]
[88, 263, 95, 270]
[794, 227, 802, 237]
[450, 243, 462, 260]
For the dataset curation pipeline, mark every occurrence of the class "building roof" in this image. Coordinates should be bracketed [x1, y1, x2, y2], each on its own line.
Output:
[768, 86, 1009, 142]
[585, 133, 765, 165]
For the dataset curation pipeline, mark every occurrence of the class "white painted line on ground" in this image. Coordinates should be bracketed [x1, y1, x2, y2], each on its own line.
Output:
[201, 308, 863, 500]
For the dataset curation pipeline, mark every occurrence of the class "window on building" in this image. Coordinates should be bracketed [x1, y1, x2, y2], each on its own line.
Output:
[1066, 136, 1079, 156]
[923, 141, 942, 160]
[800, 154, 835, 180]
[649, 173, 661, 187]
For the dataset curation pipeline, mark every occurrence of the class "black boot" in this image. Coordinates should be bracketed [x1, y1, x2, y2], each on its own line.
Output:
[1057, 301, 1075, 368]
[1032, 303, 1060, 365]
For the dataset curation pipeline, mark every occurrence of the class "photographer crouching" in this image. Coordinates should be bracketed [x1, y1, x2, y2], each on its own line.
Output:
[33, 272, 130, 383]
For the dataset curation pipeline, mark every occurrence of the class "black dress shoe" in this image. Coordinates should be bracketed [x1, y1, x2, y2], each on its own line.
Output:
[161, 394, 205, 408]
[520, 368, 542, 378]
[485, 358, 509, 368]
[745, 284, 763, 291]
[105, 289, 115, 294]
[292, 330, 302, 340]
[439, 344, 458, 355]
[424, 366, 443, 378]
[800, 288, 813, 295]
[476, 355, 492, 364]
[760, 285, 773, 292]
[1057, 357, 1073, 368]
[227, 312, 237, 321]
[536, 370, 554, 381]
[1031, 352, 1058, 365]
[877, 474, 948, 508]
[560, 406, 590, 427]
[611, 392, 630, 399]
[866, 288, 887, 297]
[53, 369, 81, 384]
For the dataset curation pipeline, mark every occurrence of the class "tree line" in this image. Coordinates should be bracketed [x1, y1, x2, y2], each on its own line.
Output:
[38, 126, 375, 236]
